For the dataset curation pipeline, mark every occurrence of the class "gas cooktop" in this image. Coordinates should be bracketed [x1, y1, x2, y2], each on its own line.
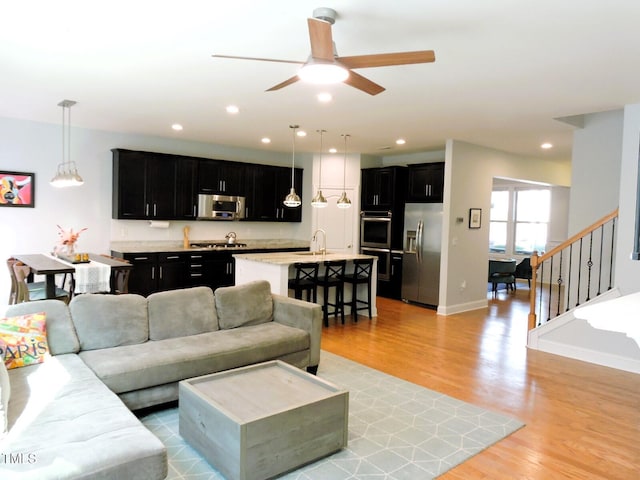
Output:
[189, 242, 247, 249]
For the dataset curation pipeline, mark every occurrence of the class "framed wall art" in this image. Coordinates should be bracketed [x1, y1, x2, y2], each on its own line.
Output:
[0, 171, 35, 208]
[469, 208, 482, 229]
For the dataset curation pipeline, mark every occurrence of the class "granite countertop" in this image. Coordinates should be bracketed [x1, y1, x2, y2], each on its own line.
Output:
[110, 239, 310, 254]
[233, 251, 376, 265]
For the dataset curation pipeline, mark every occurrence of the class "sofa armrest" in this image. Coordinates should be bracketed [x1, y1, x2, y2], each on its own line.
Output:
[272, 294, 322, 368]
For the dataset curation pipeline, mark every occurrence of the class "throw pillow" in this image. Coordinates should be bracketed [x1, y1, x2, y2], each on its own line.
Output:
[0, 312, 50, 369]
[215, 280, 273, 329]
[0, 353, 9, 435]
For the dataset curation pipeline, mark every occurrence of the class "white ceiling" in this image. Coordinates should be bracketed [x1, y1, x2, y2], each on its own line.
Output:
[2, 0, 640, 160]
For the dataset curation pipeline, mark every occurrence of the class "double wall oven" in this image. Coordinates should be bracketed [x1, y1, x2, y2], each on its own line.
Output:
[360, 211, 393, 281]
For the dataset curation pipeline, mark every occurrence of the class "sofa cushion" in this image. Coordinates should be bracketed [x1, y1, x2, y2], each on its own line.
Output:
[2, 300, 79, 355]
[148, 287, 218, 340]
[70, 293, 149, 351]
[215, 280, 273, 329]
[1, 354, 167, 479]
[79, 322, 309, 394]
[0, 359, 8, 436]
[0, 312, 50, 369]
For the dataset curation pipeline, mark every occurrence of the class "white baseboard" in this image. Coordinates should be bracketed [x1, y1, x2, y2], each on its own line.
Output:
[438, 299, 487, 316]
[534, 338, 640, 374]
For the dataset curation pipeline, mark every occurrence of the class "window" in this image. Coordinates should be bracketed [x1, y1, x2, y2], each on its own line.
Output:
[490, 187, 550, 255]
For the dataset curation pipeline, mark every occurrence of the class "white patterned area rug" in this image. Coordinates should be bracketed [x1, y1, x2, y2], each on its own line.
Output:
[140, 351, 524, 479]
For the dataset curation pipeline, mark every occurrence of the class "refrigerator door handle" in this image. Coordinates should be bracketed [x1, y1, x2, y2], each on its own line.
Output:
[416, 220, 424, 263]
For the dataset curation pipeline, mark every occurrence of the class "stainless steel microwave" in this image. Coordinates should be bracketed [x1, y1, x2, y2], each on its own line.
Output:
[197, 194, 245, 220]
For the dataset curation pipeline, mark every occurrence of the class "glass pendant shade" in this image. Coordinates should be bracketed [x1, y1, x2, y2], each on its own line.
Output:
[283, 124, 302, 208]
[336, 191, 352, 209]
[284, 187, 302, 207]
[311, 190, 328, 208]
[51, 100, 84, 188]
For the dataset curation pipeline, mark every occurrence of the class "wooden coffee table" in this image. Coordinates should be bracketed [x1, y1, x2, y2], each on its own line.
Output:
[179, 360, 349, 480]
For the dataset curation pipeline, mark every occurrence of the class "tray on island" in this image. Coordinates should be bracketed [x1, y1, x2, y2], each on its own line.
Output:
[56, 253, 91, 264]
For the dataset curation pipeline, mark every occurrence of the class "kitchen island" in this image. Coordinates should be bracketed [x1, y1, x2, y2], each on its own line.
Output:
[234, 251, 378, 317]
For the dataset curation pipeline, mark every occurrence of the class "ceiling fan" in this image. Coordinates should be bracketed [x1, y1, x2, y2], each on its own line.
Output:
[212, 7, 435, 96]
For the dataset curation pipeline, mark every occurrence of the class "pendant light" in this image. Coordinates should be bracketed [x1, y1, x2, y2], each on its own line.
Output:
[311, 129, 328, 208]
[337, 134, 352, 209]
[283, 125, 302, 207]
[50, 100, 84, 188]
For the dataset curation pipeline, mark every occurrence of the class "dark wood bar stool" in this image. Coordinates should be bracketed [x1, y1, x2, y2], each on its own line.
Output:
[316, 260, 346, 327]
[343, 258, 374, 322]
[288, 262, 319, 302]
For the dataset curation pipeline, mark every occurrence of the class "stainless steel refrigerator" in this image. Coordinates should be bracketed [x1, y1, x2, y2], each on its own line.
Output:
[401, 203, 443, 307]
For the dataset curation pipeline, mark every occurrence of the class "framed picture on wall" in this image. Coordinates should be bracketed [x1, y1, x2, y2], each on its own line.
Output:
[469, 208, 481, 229]
[0, 171, 35, 208]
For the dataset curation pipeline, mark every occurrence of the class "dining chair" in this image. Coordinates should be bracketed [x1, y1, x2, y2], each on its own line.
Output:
[288, 262, 319, 303]
[315, 260, 346, 327]
[100, 254, 131, 294]
[343, 258, 374, 322]
[12, 261, 71, 304]
[7, 257, 47, 305]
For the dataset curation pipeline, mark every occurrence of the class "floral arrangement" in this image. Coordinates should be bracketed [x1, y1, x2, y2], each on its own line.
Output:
[55, 225, 87, 255]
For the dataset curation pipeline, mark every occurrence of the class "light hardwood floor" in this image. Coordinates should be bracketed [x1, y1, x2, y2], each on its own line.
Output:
[321, 285, 640, 479]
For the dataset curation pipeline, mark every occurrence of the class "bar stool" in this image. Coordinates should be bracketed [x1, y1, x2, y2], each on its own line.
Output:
[343, 258, 374, 322]
[288, 262, 319, 302]
[316, 260, 346, 327]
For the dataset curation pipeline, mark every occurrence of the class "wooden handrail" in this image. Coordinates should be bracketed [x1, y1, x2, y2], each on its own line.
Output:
[528, 208, 619, 330]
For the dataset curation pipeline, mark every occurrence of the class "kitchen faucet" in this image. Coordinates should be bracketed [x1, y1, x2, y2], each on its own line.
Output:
[312, 229, 326, 255]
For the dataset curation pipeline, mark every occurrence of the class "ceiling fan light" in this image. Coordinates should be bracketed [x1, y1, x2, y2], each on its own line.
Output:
[298, 62, 349, 84]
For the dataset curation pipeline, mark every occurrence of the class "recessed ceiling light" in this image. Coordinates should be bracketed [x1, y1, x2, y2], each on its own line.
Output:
[171, 124, 183, 131]
[329, 148, 337, 153]
[396, 138, 406, 145]
[317, 92, 333, 103]
[541, 142, 553, 149]
[226, 105, 239, 114]
[261, 137, 271, 144]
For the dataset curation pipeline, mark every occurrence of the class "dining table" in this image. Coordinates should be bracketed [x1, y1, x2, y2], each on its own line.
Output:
[12, 253, 133, 299]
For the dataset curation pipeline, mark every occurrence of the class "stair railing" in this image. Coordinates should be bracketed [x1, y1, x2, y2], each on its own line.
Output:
[528, 209, 618, 330]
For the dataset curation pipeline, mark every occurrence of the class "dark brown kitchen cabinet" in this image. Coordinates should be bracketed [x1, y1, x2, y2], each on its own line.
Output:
[361, 166, 407, 212]
[244, 165, 302, 222]
[112, 149, 197, 220]
[407, 162, 445, 203]
[185, 251, 234, 292]
[198, 160, 245, 195]
[117, 252, 186, 296]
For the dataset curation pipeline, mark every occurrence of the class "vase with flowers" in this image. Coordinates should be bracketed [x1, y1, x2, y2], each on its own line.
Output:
[54, 225, 87, 256]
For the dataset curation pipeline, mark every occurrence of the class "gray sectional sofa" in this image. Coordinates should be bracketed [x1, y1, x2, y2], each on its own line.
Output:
[0, 280, 322, 479]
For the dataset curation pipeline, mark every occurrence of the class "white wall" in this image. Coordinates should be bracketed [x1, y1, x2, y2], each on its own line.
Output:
[615, 103, 640, 294]
[0, 116, 315, 301]
[439, 140, 571, 314]
[568, 109, 623, 235]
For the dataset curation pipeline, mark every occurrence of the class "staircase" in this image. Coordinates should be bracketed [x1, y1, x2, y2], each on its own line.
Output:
[526, 208, 640, 373]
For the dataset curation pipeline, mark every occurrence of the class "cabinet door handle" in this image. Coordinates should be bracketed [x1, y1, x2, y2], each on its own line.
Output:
[190, 255, 203, 259]
[166, 255, 179, 260]
[190, 273, 203, 277]
[133, 256, 149, 261]
[193, 205, 197, 217]
[153, 204, 157, 216]
[223, 180, 226, 191]
[159, 266, 163, 279]
[191, 264, 202, 268]
[145, 204, 149, 216]
[151, 266, 155, 280]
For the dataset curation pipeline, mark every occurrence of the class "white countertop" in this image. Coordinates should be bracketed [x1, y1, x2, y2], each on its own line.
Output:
[110, 239, 310, 254]
[233, 251, 376, 265]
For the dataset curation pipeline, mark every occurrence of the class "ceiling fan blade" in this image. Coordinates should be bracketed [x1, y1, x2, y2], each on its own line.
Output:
[212, 54, 303, 65]
[307, 18, 335, 61]
[343, 70, 385, 96]
[266, 75, 300, 92]
[338, 50, 436, 69]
